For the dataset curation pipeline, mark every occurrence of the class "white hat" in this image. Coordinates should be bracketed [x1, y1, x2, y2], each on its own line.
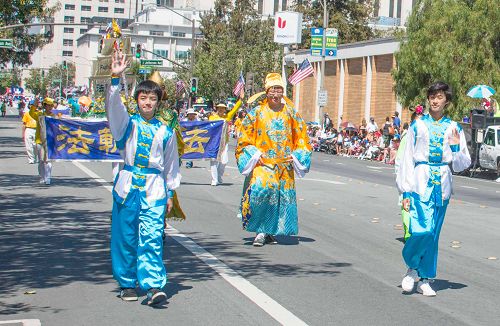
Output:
[186, 108, 197, 115]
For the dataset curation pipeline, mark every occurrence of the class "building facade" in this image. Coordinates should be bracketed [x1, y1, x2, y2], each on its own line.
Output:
[288, 38, 411, 130]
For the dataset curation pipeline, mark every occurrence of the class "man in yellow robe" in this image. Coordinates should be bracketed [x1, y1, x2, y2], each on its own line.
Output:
[235, 73, 312, 246]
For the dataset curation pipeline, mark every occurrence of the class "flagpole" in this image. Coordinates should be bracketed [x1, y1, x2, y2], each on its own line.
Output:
[319, 0, 328, 124]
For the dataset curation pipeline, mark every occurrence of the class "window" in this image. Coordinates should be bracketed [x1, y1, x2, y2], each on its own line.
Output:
[497, 130, 500, 145]
[258, 0, 263, 14]
[114, 8, 125, 14]
[396, 0, 402, 18]
[81, 5, 91, 11]
[389, 0, 394, 17]
[62, 51, 73, 57]
[484, 130, 495, 146]
[81, 17, 92, 23]
[63, 39, 74, 46]
[64, 16, 75, 23]
[65, 4, 75, 10]
[149, 30, 164, 36]
[273, 0, 279, 14]
[98, 7, 109, 13]
[153, 49, 168, 58]
[115, 0, 125, 2]
[172, 31, 186, 37]
[80, 29, 88, 34]
[63, 27, 74, 33]
[282, 0, 287, 11]
[175, 50, 189, 60]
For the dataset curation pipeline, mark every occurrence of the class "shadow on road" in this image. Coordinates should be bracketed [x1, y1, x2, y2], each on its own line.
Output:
[179, 232, 351, 279]
[432, 279, 468, 292]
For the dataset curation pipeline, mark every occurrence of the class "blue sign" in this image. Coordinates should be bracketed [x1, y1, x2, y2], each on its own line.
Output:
[326, 49, 337, 56]
[45, 117, 121, 161]
[139, 68, 151, 74]
[180, 120, 224, 160]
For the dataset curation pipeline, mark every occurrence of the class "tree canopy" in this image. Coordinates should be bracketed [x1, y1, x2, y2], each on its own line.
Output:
[392, 0, 500, 119]
[24, 63, 76, 97]
[189, 0, 282, 101]
[293, 0, 376, 48]
[0, 1, 59, 66]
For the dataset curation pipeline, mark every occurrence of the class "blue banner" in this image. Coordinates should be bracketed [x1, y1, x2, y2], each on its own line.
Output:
[180, 120, 224, 160]
[45, 117, 121, 161]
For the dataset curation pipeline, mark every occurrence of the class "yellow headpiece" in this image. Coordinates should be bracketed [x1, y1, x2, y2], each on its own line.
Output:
[264, 73, 285, 91]
[42, 97, 54, 105]
[148, 71, 165, 88]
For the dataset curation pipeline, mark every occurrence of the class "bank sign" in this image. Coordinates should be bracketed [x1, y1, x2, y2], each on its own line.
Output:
[274, 11, 303, 44]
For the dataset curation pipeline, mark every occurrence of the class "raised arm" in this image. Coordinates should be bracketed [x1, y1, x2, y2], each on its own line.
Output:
[105, 50, 130, 142]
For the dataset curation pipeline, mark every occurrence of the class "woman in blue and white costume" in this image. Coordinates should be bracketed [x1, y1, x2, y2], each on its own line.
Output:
[397, 82, 470, 297]
[106, 50, 181, 306]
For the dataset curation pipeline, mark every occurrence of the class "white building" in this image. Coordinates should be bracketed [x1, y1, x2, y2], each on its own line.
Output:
[74, 5, 204, 86]
[371, 0, 415, 29]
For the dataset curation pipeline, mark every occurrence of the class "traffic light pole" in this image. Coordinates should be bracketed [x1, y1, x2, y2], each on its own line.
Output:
[319, 0, 328, 124]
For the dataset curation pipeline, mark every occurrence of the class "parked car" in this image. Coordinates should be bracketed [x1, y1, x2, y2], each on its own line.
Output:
[479, 125, 500, 176]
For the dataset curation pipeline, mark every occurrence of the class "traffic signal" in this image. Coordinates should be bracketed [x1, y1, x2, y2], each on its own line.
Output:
[245, 72, 254, 94]
[190, 77, 199, 94]
[135, 44, 142, 58]
[62, 61, 67, 69]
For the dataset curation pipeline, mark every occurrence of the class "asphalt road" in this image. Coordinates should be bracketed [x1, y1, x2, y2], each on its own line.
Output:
[1, 115, 499, 326]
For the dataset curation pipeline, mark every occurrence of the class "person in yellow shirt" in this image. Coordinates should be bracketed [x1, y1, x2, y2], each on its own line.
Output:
[208, 98, 242, 186]
[34, 98, 55, 185]
[22, 99, 40, 164]
[233, 110, 247, 139]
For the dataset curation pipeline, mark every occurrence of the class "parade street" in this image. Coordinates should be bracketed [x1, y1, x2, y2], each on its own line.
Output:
[1, 116, 500, 326]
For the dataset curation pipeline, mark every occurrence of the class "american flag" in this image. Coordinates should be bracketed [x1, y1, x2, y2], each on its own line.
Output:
[175, 80, 186, 96]
[288, 58, 315, 85]
[232, 72, 245, 97]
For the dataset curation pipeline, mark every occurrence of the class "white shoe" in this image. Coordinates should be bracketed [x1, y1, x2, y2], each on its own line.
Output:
[211, 180, 218, 186]
[253, 233, 266, 247]
[44, 179, 51, 185]
[401, 268, 419, 292]
[417, 279, 436, 296]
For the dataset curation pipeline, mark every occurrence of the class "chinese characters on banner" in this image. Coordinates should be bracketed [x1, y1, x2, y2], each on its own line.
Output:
[45, 117, 121, 161]
[44, 117, 225, 161]
[179, 120, 224, 160]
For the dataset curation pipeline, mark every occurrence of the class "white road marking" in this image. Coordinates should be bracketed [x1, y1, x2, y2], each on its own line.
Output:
[300, 178, 345, 185]
[0, 320, 41, 326]
[460, 186, 478, 190]
[73, 161, 308, 326]
[72, 161, 113, 192]
[366, 166, 383, 170]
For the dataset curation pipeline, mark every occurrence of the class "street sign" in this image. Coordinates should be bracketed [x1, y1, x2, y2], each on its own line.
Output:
[318, 90, 328, 106]
[310, 28, 338, 57]
[310, 28, 324, 56]
[0, 39, 13, 49]
[140, 59, 162, 67]
[52, 79, 62, 83]
[138, 68, 151, 74]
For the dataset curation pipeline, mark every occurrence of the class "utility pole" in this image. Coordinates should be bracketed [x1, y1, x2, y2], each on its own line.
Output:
[319, 0, 328, 124]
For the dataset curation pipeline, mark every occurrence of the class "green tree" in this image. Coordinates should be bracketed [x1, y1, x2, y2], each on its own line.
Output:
[0, 67, 22, 93]
[24, 68, 50, 96]
[392, 0, 500, 119]
[0, 1, 59, 66]
[293, 0, 377, 48]
[189, 0, 283, 101]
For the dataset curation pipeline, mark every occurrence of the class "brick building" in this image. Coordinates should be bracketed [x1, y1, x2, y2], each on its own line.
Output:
[287, 37, 411, 130]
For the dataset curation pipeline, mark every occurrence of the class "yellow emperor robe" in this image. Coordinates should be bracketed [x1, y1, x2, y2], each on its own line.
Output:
[235, 102, 311, 235]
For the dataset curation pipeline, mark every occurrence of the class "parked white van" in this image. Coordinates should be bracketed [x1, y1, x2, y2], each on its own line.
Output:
[479, 125, 500, 176]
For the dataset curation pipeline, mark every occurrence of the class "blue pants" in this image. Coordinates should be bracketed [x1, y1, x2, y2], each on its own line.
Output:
[111, 196, 167, 290]
[402, 192, 449, 279]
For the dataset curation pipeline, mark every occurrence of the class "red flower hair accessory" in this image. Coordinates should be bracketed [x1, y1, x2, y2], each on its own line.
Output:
[415, 105, 424, 115]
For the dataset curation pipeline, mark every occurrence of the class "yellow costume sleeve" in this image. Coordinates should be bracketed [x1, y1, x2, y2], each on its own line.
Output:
[226, 99, 242, 121]
[235, 107, 259, 172]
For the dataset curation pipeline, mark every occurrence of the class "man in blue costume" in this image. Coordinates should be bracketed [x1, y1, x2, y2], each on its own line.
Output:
[397, 82, 470, 296]
[106, 49, 181, 305]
